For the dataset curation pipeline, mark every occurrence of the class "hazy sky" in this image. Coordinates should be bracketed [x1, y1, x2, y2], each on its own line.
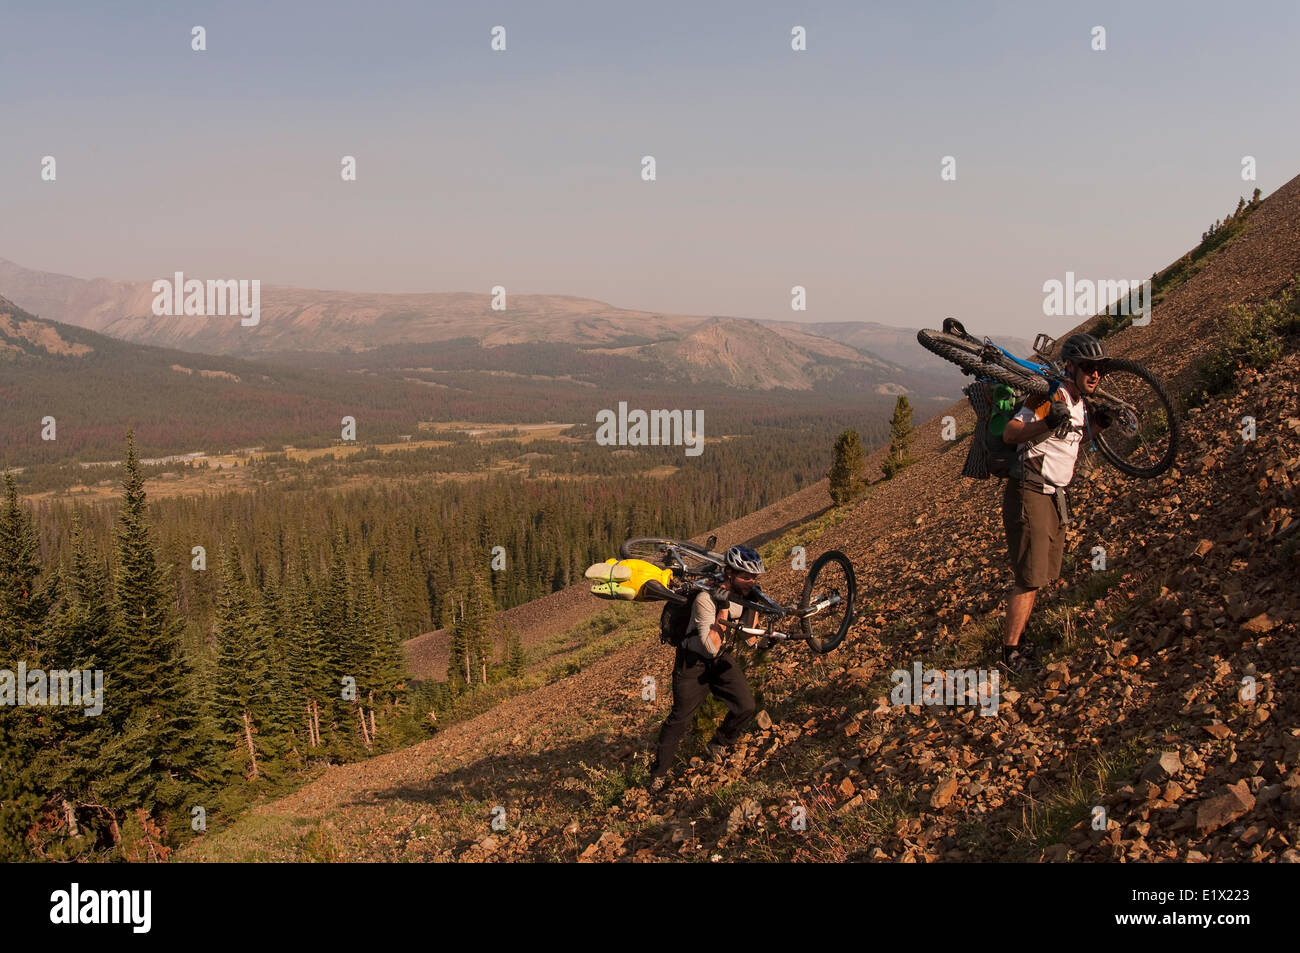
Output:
[2, 0, 1296, 338]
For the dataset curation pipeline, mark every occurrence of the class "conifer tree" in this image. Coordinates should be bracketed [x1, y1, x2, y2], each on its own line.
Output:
[0, 471, 50, 858]
[104, 431, 203, 832]
[283, 552, 327, 751]
[350, 580, 381, 749]
[0, 470, 52, 659]
[504, 620, 526, 677]
[29, 522, 116, 857]
[445, 585, 471, 690]
[212, 546, 272, 780]
[383, 536, 426, 638]
[827, 430, 867, 505]
[465, 570, 496, 685]
[317, 531, 360, 750]
[430, 551, 452, 627]
[364, 593, 407, 724]
[257, 574, 295, 751]
[881, 396, 916, 480]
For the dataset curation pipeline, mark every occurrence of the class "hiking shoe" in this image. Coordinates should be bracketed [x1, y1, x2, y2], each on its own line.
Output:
[1002, 647, 1041, 675]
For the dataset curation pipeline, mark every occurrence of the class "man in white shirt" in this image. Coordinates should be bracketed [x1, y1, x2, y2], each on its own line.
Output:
[999, 334, 1113, 672]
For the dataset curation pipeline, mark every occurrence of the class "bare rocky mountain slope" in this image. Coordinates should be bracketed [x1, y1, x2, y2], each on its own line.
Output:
[182, 173, 1300, 862]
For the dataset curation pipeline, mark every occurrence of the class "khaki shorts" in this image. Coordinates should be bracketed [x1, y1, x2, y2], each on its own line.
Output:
[1003, 479, 1065, 590]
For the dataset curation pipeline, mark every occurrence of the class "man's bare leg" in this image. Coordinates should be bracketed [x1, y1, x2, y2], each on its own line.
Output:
[1004, 586, 1038, 648]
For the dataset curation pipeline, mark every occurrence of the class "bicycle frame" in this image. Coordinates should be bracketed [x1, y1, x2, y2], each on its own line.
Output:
[997, 345, 1057, 379]
[674, 564, 845, 646]
[927, 319, 1173, 474]
[639, 538, 855, 652]
[981, 335, 1141, 438]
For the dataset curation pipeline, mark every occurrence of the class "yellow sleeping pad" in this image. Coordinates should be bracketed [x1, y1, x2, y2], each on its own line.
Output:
[585, 558, 674, 601]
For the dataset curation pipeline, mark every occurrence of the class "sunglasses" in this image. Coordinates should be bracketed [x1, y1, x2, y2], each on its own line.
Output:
[1077, 362, 1106, 377]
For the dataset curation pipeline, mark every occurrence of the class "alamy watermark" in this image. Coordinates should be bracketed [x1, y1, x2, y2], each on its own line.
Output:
[595, 402, 703, 457]
[152, 272, 260, 326]
[49, 883, 150, 933]
[890, 662, 999, 717]
[1042, 272, 1151, 327]
[1, 663, 103, 716]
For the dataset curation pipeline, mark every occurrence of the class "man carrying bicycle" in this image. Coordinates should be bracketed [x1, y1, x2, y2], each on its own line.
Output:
[647, 545, 763, 794]
[999, 333, 1112, 673]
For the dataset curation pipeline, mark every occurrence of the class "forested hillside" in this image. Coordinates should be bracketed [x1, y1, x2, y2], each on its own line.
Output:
[2, 294, 944, 473]
[0, 399, 875, 858]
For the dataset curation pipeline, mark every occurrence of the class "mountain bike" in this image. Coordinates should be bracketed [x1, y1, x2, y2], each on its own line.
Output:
[618, 536, 857, 653]
[917, 318, 1180, 478]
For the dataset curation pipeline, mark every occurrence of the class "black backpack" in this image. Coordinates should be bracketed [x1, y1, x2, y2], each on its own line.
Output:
[658, 587, 752, 647]
[659, 597, 695, 647]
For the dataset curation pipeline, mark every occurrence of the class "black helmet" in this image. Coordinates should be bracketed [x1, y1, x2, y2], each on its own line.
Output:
[1061, 333, 1108, 366]
[724, 545, 765, 575]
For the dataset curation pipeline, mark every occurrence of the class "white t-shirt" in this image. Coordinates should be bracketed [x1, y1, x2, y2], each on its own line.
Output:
[1013, 387, 1087, 493]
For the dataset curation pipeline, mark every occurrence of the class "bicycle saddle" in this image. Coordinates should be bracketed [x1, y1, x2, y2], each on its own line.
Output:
[942, 317, 971, 339]
[639, 579, 691, 605]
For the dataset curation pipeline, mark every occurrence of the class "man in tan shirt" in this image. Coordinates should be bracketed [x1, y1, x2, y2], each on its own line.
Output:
[648, 545, 764, 793]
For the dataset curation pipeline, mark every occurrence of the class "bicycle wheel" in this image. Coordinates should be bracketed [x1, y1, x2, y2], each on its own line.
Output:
[800, 550, 856, 653]
[1089, 358, 1180, 479]
[618, 537, 724, 571]
[916, 330, 1052, 397]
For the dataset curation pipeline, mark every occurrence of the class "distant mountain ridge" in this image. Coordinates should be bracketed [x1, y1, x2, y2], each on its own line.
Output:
[615, 317, 905, 391]
[0, 260, 696, 352]
[0, 294, 458, 464]
[0, 258, 955, 395]
[0, 295, 94, 357]
[795, 320, 1037, 370]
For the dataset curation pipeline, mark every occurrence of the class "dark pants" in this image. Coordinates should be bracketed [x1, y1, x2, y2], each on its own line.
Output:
[650, 647, 757, 778]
